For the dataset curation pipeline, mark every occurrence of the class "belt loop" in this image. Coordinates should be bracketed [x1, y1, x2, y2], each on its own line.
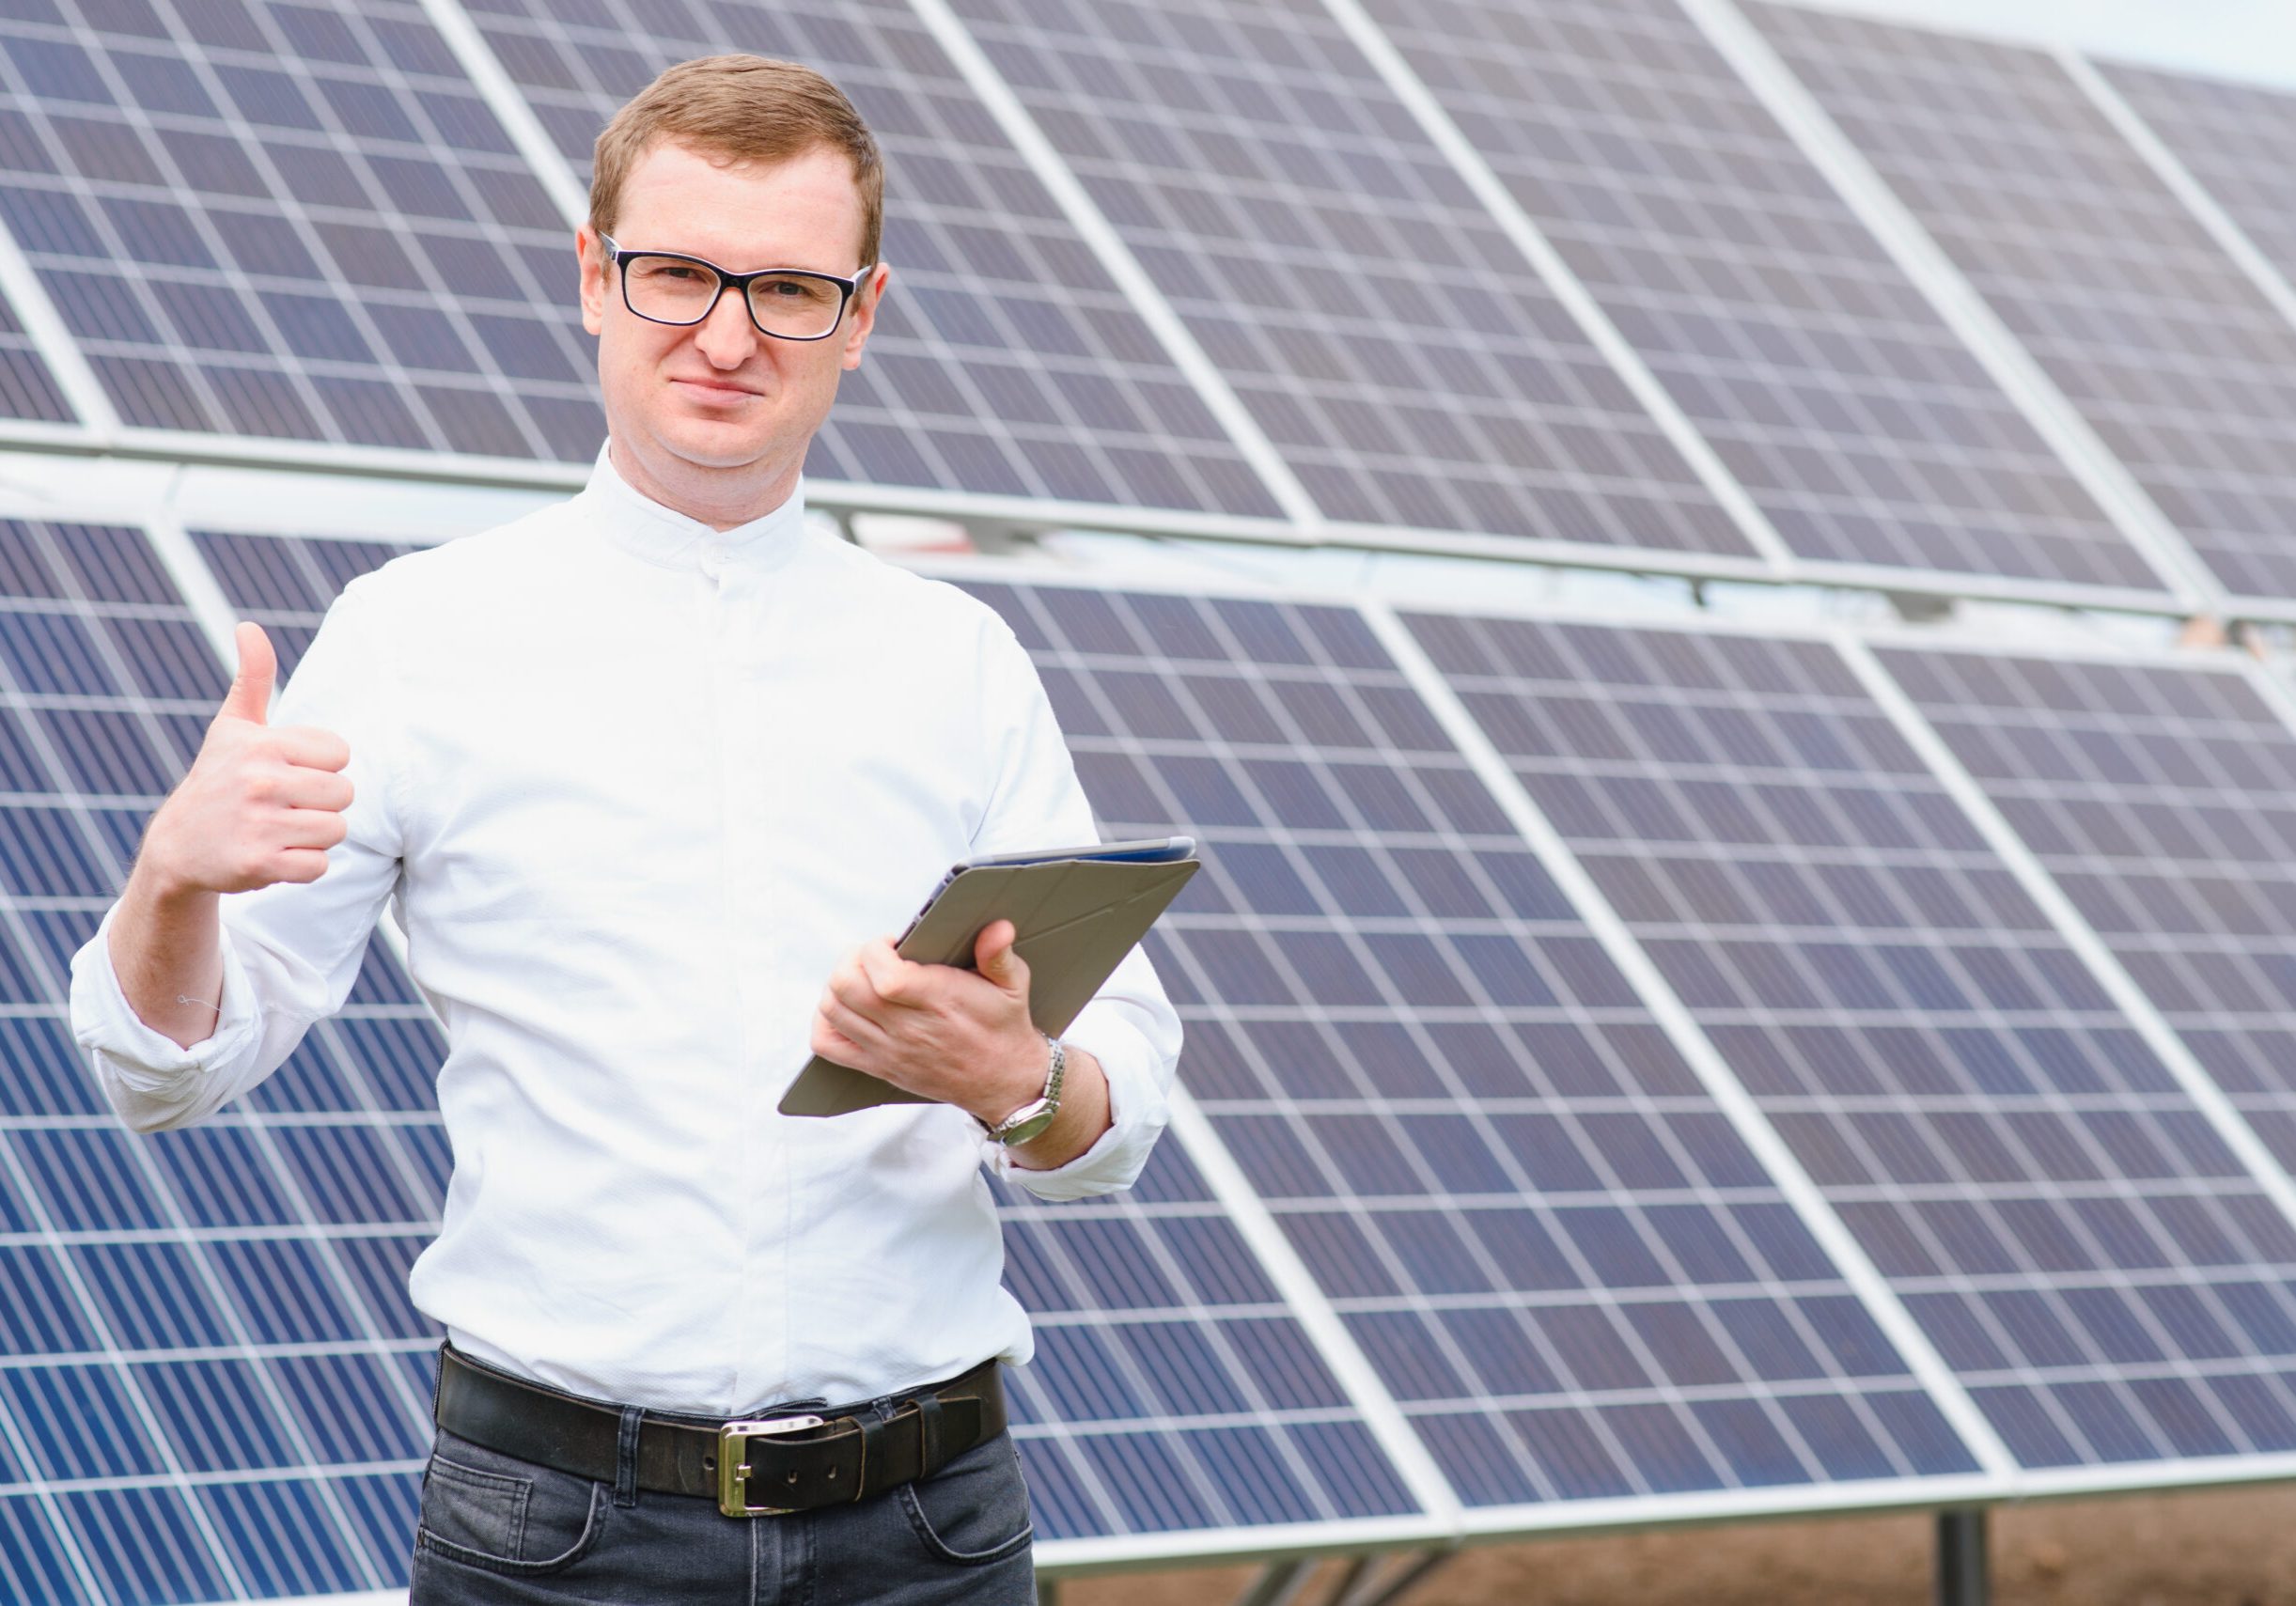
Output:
[853, 1405, 888, 1504]
[914, 1392, 944, 1474]
[614, 1405, 643, 1508]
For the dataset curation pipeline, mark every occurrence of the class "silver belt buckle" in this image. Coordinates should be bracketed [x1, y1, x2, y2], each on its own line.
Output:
[717, 1413, 825, 1517]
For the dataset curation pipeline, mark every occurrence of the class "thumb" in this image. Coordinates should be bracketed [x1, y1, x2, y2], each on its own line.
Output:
[217, 621, 275, 725]
[974, 920, 1027, 993]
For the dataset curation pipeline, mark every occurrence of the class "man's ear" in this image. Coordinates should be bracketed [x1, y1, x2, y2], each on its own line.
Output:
[840, 262, 890, 371]
[578, 226, 607, 337]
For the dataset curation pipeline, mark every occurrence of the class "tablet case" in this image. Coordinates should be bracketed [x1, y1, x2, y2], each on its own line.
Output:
[776, 854, 1199, 1117]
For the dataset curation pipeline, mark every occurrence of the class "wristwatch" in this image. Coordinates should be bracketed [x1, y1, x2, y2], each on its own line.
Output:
[985, 1035, 1066, 1146]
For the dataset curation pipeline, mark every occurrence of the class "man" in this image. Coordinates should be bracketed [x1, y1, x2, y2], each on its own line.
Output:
[68, 54, 1179, 1605]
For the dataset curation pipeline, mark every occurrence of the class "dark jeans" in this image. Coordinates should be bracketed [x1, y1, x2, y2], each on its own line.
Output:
[407, 1405, 1038, 1604]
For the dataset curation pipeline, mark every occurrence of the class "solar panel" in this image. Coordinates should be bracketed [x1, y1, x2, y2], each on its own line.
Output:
[1358, 0, 2163, 600]
[0, 516, 445, 1600]
[1877, 645, 2296, 1194]
[1745, 2, 2296, 607]
[942, 0, 1755, 559]
[1410, 607, 2296, 1473]
[0, 0, 601, 460]
[966, 574, 1979, 1512]
[456, 0, 1284, 520]
[994, 1143, 1426, 1541]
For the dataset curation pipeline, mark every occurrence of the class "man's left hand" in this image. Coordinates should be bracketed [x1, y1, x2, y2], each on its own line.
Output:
[810, 921, 1099, 1151]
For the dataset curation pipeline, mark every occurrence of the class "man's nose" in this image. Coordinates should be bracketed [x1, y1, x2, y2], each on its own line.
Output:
[693, 286, 758, 366]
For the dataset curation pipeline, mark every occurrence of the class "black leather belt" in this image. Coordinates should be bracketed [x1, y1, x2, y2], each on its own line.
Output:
[433, 1344, 1007, 1517]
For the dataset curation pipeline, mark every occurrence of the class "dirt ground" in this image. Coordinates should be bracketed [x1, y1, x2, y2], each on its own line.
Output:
[1068, 1484, 2296, 1605]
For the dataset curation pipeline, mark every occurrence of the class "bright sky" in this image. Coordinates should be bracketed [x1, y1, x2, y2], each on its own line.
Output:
[1799, 0, 2296, 90]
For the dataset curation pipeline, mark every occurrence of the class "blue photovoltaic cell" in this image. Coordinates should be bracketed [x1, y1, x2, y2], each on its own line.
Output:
[974, 577, 1976, 1507]
[1881, 647, 2296, 1189]
[1414, 609, 2296, 1471]
[945, 0, 1753, 557]
[459, 0, 1282, 518]
[997, 1141, 1420, 1536]
[0, 287, 71, 426]
[1747, 2, 2296, 604]
[1362, 0, 2160, 598]
[0, 0, 600, 460]
[0, 518, 441, 1600]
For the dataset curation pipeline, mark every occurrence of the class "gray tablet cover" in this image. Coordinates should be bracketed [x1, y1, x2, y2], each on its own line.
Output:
[776, 855, 1198, 1117]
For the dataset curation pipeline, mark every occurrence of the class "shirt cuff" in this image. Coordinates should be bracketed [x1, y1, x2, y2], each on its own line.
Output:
[982, 1015, 1166, 1201]
[69, 904, 261, 1096]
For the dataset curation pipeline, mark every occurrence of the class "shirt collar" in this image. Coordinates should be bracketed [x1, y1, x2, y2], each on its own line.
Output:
[579, 440, 809, 570]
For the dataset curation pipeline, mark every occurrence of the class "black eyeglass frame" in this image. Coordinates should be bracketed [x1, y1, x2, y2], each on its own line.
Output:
[600, 233, 873, 342]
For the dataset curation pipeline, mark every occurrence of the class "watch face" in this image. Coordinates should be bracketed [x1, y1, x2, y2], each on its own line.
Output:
[998, 1103, 1059, 1146]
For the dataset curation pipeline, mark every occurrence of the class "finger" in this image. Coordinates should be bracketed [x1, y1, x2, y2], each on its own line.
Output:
[974, 920, 1027, 994]
[816, 995, 891, 1057]
[856, 937, 917, 1004]
[275, 808, 350, 852]
[217, 622, 275, 725]
[826, 960, 893, 1029]
[272, 769, 353, 813]
[273, 725, 351, 772]
[271, 846, 332, 884]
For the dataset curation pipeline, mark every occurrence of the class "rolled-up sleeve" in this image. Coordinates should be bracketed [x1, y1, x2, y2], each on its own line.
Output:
[68, 577, 406, 1131]
[966, 616, 1181, 1200]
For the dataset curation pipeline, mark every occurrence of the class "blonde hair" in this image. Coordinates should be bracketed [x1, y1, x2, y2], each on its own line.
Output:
[589, 55, 883, 267]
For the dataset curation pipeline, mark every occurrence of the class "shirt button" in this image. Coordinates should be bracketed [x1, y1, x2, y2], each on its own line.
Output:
[699, 544, 726, 579]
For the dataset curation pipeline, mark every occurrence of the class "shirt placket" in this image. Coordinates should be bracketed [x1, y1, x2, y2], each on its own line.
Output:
[710, 539, 792, 1411]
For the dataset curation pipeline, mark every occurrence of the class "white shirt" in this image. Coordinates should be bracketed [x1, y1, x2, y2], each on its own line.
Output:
[68, 446, 1180, 1414]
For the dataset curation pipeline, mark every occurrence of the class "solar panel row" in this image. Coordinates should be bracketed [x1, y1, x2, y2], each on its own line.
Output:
[0, 0, 2294, 614]
[14, 499, 2296, 1598]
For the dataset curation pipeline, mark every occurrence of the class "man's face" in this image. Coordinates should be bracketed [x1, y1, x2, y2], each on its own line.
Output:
[578, 139, 884, 501]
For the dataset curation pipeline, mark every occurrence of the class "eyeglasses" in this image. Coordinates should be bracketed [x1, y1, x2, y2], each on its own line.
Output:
[600, 234, 872, 341]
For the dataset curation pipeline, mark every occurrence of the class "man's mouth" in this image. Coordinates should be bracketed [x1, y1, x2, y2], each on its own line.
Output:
[670, 376, 759, 400]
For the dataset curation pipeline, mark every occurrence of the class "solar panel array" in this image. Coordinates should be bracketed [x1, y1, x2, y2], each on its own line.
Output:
[1408, 609, 2296, 1473]
[0, 0, 2289, 611]
[1744, 1, 2296, 607]
[13, 0, 2296, 1598]
[20, 516, 2296, 1591]
[1361, 0, 2161, 598]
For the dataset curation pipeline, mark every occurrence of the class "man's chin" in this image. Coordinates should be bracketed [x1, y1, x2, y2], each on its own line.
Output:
[650, 416, 780, 471]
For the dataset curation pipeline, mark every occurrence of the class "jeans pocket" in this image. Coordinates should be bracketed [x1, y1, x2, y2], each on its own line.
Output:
[416, 1431, 607, 1577]
[897, 1430, 1034, 1566]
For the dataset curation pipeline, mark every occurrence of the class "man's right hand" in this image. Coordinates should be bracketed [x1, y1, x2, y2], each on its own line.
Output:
[136, 621, 355, 897]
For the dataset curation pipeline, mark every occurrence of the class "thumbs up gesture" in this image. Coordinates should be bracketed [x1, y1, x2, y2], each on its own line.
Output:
[138, 622, 355, 895]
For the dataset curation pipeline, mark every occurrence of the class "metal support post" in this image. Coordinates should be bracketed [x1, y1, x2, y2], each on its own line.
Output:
[1232, 1559, 1314, 1606]
[1336, 1549, 1457, 1606]
[1935, 1507, 1989, 1606]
